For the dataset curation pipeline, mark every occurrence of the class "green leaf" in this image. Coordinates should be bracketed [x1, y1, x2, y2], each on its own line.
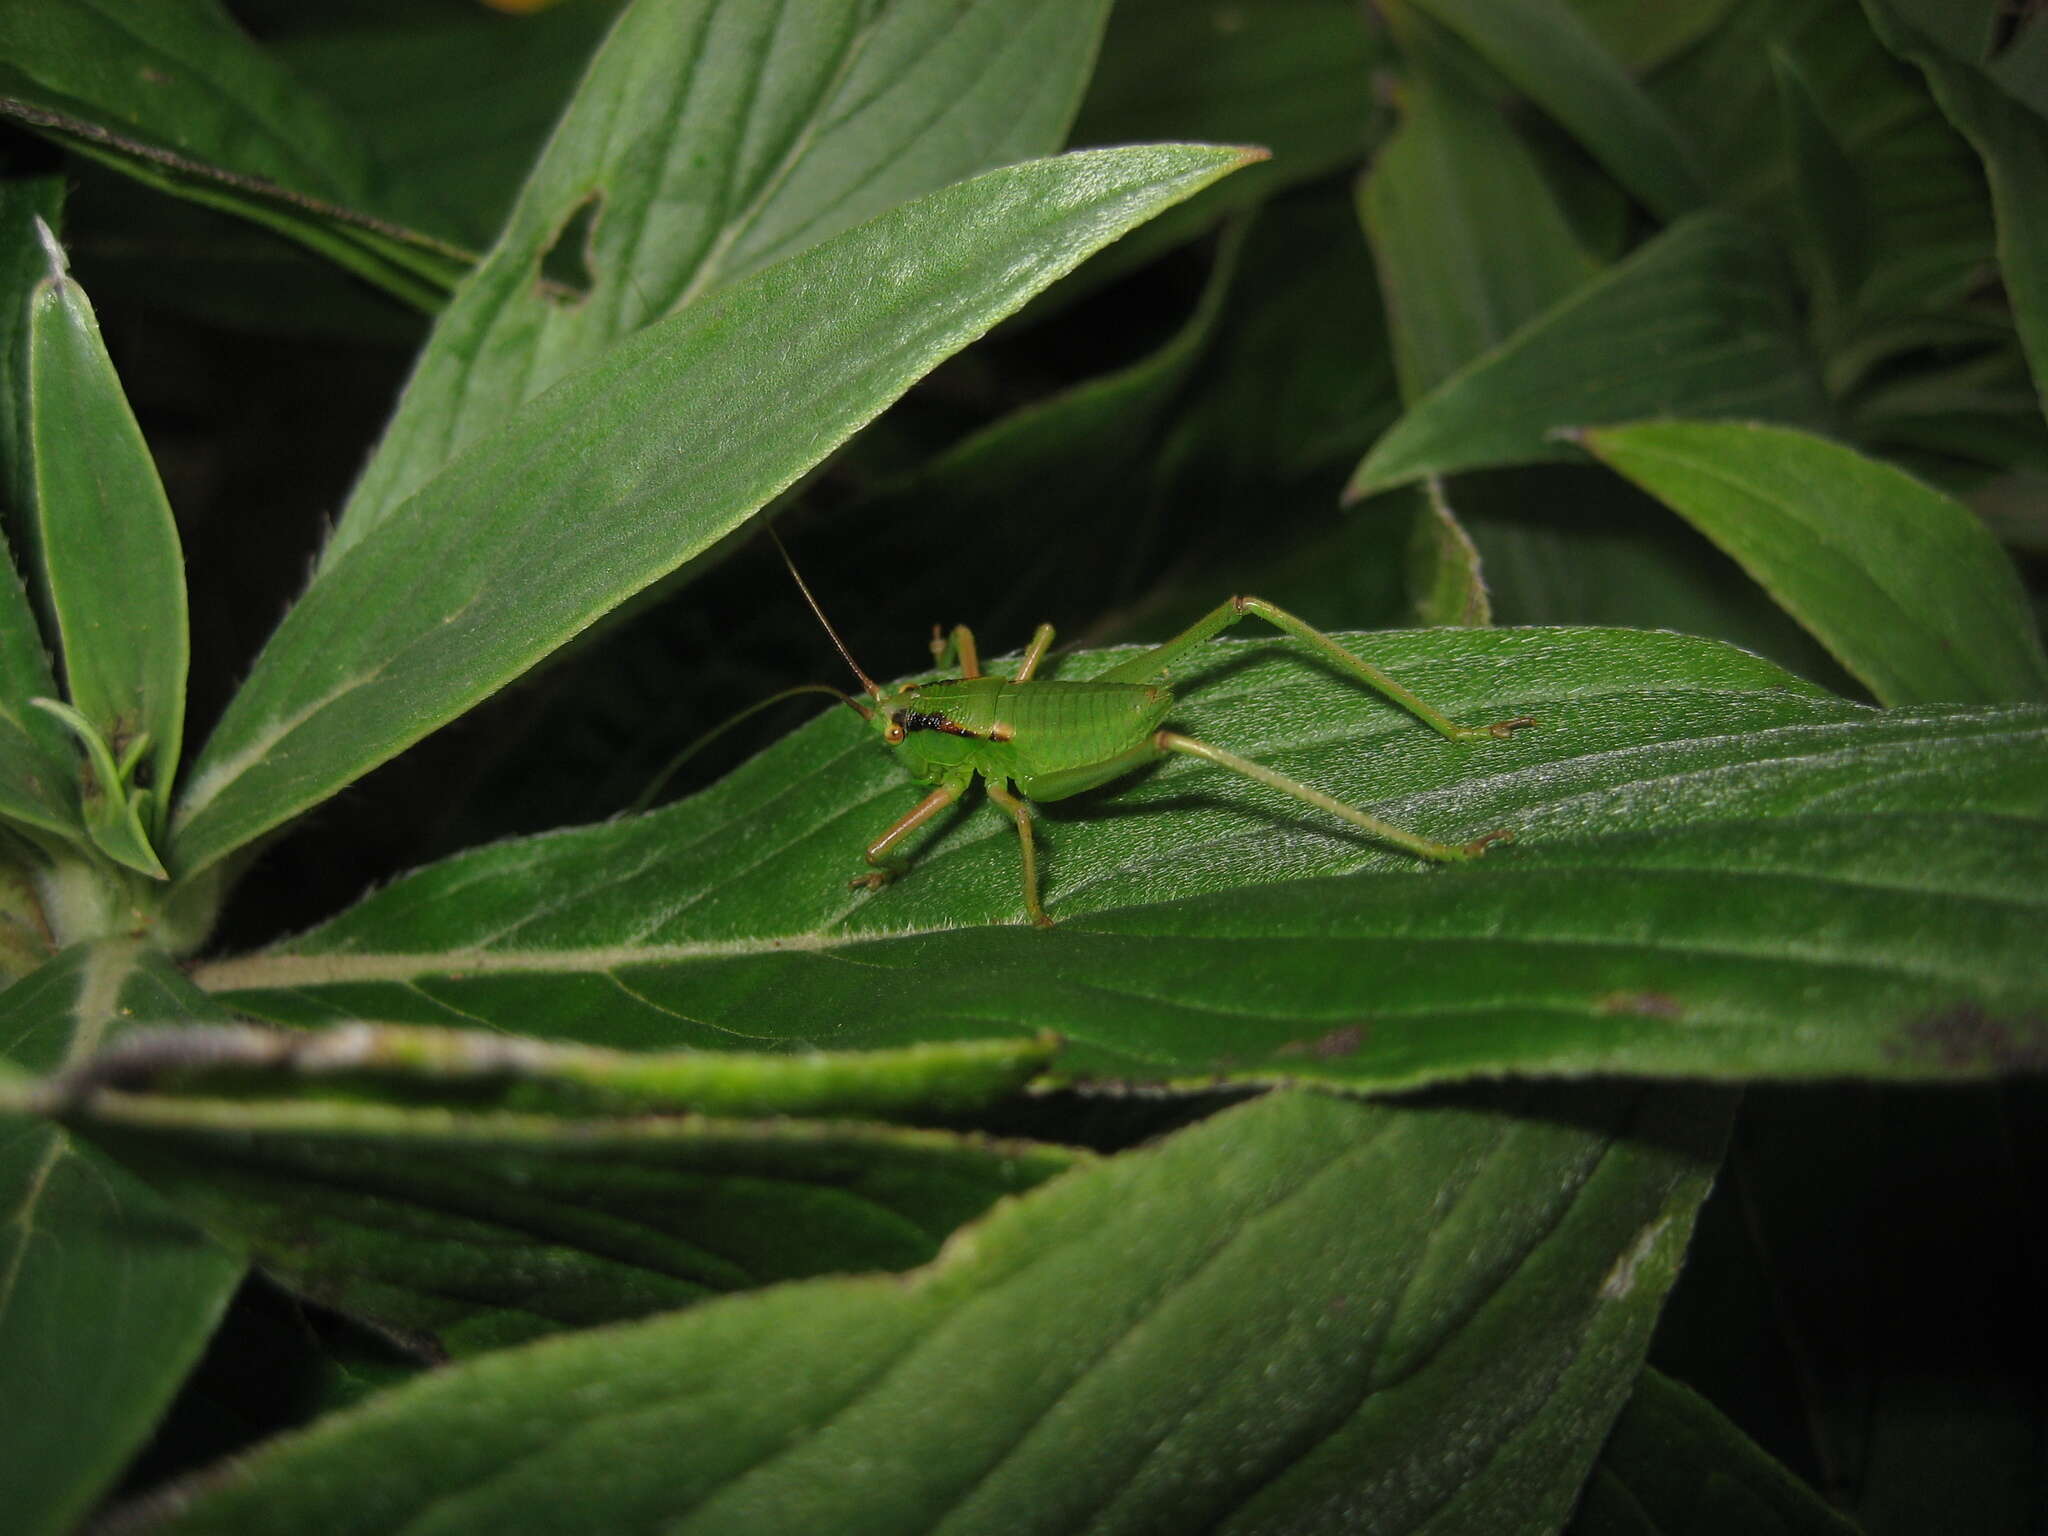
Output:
[45, 1027, 1074, 1357]
[1407, 477, 1493, 627]
[26, 221, 186, 868]
[1579, 421, 2048, 705]
[1400, 0, 1709, 219]
[1063, 0, 1386, 285]
[134, 1084, 1729, 1535]
[0, 177, 79, 850]
[166, 145, 1259, 880]
[272, 1, 619, 251]
[1360, 39, 1599, 402]
[333, 0, 1116, 554]
[0, 0, 468, 308]
[194, 627, 2048, 1089]
[1771, 46, 1872, 332]
[1349, 214, 1827, 500]
[1861, 0, 2048, 427]
[1653, 0, 1993, 319]
[0, 944, 242, 1536]
[1568, 1370, 1859, 1535]
[1567, 0, 1742, 72]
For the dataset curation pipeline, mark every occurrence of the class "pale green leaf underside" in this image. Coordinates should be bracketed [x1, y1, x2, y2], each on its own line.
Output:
[141, 1085, 1728, 1536]
[196, 627, 2048, 1090]
[167, 144, 1257, 880]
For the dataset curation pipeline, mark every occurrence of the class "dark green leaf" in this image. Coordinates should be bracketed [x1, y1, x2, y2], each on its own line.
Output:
[1567, 0, 1741, 72]
[1402, 0, 1709, 218]
[1771, 47, 1871, 329]
[134, 1085, 1729, 1536]
[1351, 214, 1826, 500]
[26, 222, 186, 872]
[273, 1, 620, 251]
[0, 0, 467, 307]
[334, 0, 1117, 551]
[1568, 1370, 1859, 1535]
[166, 145, 1260, 880]
[1360, 41, 1597, 402]
[1861, 0, 2048, 426]
[50, 1035, 1076, 1355]
[0, 944, 242, 1536]
[194, 627, 2048, 1088]
[1580, 421, 2048, 705]
[1064, 0, 1385, 283]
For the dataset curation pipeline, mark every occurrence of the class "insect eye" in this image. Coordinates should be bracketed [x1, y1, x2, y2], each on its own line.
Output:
[884, 723, 906, 744]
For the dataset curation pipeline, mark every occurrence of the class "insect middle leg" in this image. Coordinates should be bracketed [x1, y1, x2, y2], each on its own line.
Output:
[1097, 596, 1534, 743]
[982, 779, 1051, 927]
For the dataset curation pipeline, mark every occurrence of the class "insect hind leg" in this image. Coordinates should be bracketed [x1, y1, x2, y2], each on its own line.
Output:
[1153, 731, 1511, 862]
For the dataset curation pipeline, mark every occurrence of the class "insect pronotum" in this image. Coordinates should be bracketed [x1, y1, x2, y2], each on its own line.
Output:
[773, 531, 1534, 927]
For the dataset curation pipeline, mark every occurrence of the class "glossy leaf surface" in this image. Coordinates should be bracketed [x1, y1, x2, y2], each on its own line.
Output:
[196, 628, 2048, 1090]
[167, 145, 1257, 880]
[1581, 421, 2048, 706]
[139, 1084, 1728, 1536]
[0, 945, 242, 1536]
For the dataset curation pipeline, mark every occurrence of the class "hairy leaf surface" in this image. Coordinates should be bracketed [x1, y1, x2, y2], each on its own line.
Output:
[196, 628, 2048, 1089]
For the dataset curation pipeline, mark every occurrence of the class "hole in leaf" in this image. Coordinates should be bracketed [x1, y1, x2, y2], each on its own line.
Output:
[537, 191, 601, 305]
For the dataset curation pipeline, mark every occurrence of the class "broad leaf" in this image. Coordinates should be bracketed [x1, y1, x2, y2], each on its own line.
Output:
[0, 0, 467, 308]
[1401, 0, 1708, 219]
[1407, 477, 1492, 627]
[1771, 47, 1871, 332]
[166, 145, 1260, 880]
[135, 1085, 1729, 1536]
[47, 1027, 1075, 1357]
[0, 945, 242, 1536]
[1349, 213, 1826, 500]
[1361, 37, 1597, 402]
[195, 627, 2048, 1089]
[1568, 1370, 1858, 1535]
[1861, 0, 2048, 425]
[334, 0, 1116, 553]
[26, 222, 187, 874]
[1580, 421, 2048, 705]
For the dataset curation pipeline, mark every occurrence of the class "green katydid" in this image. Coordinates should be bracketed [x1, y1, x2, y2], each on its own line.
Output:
[774, 534, 1534, 928]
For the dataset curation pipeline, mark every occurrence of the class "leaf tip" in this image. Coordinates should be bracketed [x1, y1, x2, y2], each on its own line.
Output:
[31, 214, 68, 281]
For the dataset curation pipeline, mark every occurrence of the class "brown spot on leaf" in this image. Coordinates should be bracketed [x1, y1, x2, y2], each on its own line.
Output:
[1893, 1003, 2048, 1073]
[1276, 1024, 1367, 1061]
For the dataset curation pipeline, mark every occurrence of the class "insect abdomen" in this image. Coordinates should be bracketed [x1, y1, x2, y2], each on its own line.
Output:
[997, 680, 1172, 778]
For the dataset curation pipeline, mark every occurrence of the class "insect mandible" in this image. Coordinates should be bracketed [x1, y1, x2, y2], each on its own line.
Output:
[774, 532, 1534, 928]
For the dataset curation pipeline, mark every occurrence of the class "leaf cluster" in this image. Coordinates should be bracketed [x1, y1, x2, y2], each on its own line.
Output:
[0, 1, 2043, 1532]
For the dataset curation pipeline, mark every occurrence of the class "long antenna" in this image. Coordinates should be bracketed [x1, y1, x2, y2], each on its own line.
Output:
[766, 524, 880, 699]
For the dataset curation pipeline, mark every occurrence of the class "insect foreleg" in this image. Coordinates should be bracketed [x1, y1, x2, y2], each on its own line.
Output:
[1154, 731, 1512, 862]
[983, 780, 1051, 927]
[1100, 597, 1534, 744]
[854, 777, 967, 893]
